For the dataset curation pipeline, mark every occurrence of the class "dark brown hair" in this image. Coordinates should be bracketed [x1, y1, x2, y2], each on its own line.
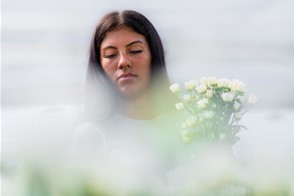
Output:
[84, 10, 171, 120]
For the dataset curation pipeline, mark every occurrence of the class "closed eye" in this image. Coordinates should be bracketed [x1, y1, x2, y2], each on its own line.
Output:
[104, 54, 117, 59]
[130, 50, 143, 54]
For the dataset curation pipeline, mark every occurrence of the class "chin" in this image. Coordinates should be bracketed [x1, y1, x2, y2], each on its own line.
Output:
[118, 87, 144, 99]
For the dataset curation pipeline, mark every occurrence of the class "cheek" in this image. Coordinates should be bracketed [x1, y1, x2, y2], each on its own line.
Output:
[144, 56, 152, 79]
[101, 62, 116, 80]
[140, 59, 152, 84]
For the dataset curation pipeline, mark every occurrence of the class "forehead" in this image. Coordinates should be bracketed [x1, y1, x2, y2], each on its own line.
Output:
[101, 27, 147, 48]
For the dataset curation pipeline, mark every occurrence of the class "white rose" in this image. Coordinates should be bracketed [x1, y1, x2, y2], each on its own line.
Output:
[175, 102, 184, 110]
[185, 80, 198, 90]
[205, 90, 213, 98]
[248, 95, 258, 105]
[183, 94, 192, 102]
[229, 79, 246, 93]
[169, 83, 180, 94]
[197, 98, 209, 109]
[200, 77, 208, 84]
[185, 116, 197, 127]
[221, 92, 235, 102]
[217, 78, 231, 88]
[196, 84, 207, 94]
[207, 76, 218, 86]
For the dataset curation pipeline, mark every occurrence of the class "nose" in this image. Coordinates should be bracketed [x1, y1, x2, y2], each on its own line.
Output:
[118, 52, 131, 71]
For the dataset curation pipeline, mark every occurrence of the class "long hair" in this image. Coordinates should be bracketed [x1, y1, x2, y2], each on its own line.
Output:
[84, 10, 172, 121]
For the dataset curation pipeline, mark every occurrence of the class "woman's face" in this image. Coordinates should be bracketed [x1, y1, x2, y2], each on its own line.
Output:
[100, 27, 152, 98]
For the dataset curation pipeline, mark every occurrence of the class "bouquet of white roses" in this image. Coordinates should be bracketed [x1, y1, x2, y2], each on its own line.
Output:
[170, 77, 257, 145]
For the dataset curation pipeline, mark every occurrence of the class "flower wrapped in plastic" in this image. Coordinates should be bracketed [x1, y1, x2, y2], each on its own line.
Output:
[170, 77, 257, 145]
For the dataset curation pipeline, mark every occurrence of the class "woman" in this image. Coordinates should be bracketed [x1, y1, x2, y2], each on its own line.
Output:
[72, 10, 181, 159]
[84, 10, 173, 122]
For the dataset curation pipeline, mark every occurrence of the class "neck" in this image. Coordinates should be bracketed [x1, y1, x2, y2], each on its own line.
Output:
[118, 92, 159, 120]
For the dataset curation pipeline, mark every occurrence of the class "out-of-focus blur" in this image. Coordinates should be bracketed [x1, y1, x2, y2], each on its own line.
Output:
[2, 0, 294, 195]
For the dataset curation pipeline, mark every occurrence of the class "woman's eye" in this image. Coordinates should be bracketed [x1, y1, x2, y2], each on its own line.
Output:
[130, 50, 143, 54]
[104, 54, 117, 59]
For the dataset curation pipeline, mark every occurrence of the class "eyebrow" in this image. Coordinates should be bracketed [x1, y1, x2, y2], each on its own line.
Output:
[101, 40, 144, 51]
[126, 40, 144, 47]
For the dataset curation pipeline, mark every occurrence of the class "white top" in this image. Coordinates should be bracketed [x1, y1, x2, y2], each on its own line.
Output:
[70, 112, 185, 168]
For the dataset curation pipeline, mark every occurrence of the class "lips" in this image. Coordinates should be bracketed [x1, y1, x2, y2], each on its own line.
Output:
[117, 73, 137, 81]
